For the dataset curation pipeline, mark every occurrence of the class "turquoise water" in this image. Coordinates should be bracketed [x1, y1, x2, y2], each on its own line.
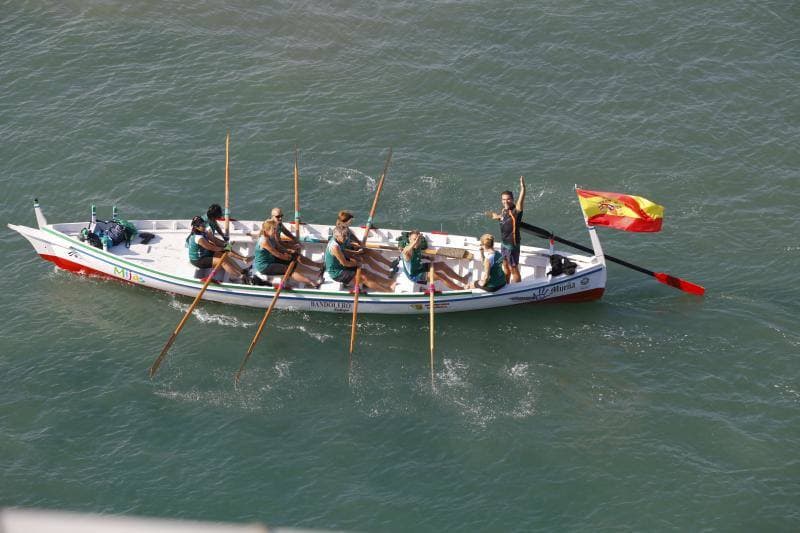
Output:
[2, 2, 799, 531]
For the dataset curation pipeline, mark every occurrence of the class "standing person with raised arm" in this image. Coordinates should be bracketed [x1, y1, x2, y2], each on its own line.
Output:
[487, 175, 526, 283]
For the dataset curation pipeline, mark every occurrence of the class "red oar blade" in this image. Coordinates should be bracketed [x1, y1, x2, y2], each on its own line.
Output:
[654, 272, 705, 296]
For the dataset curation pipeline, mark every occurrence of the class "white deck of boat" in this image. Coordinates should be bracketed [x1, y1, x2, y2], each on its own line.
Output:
[49, 219, 597, 294]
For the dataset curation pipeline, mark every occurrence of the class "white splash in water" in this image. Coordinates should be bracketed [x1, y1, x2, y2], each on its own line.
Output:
[275, 323, 333, 343]
[507, 362, 529, 379]
[168, 298, 255, 328]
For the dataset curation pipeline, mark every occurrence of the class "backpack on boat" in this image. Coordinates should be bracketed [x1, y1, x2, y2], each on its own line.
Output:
[79, 228, 103, 249]
[397, 231, 429, 250]
[83, 218, 138, 249]
[548, 254, 577, 277]
[113, 217, 138, 244]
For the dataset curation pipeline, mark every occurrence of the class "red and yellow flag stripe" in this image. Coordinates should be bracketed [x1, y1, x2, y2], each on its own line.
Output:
[576, 188, 664, 232]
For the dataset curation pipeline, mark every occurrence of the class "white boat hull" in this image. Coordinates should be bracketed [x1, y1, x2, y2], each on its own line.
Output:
[10, 216, 606, 314]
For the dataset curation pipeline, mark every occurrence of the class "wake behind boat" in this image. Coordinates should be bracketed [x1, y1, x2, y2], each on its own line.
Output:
[9, 201, 607, 315]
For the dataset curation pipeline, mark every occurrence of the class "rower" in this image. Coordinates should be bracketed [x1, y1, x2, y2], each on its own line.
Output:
[401, 230, 469, 290]
[254, 220, 320, 287]
[471, 234, 507, 292]
[269, 207, 324, 270]
[336, 210, 397, 278]
[325, 225, 396, 292]
[203, 204, 226, 243]
[187, 216, 249, 283]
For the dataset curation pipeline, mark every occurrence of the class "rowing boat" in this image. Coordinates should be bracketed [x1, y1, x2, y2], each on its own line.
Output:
[9, 201, 607, 314]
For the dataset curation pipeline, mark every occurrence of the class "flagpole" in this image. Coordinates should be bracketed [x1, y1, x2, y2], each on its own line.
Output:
[575, 184, 605, 263]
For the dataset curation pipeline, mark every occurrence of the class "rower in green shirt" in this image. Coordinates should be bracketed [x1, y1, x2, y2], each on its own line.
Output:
[400, 230, 469, 290]
[325, 225, 396, 292]
[471, 234, 507, 292]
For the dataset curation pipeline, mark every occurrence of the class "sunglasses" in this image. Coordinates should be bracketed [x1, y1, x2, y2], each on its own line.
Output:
[274, 214, 283, 219]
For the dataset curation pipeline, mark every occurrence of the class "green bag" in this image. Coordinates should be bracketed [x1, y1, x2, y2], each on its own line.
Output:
[112, 217, 138, 246]
[397, 231, 428, 250]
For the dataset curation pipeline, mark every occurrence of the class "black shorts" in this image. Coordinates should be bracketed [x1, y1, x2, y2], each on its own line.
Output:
[190, 256, 214, 269]
[333, 268, 357, 285]
[477, 280, 506, 293]
[501, 245, 520, 268]
[259, 263, 289, 276]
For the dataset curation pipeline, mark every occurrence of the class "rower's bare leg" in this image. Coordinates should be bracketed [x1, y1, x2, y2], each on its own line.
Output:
[432, 265, 467, 290]
[366, 249, 395, 267]
[214, 255, 245, 281]
[502, 259, 511, 283]
[362, 263, 392, 281]
[435, 273, 465, 291]
[297, 253, 323, 269]
[363, 255, 393, 278]
[434, 261, 469, 285]
[289, 269, 318, 287]
[294, 263, 324, 284]
[361, 270, 396, 292]
[510, 266, 521, 283]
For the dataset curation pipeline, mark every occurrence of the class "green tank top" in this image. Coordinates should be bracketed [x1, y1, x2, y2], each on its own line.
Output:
[254, 235, 278, 273]
[187, 234, 214, 262]
[202, 214, 224, 240]
[485, 251, 506, 290]
[325, 238, 346, 280]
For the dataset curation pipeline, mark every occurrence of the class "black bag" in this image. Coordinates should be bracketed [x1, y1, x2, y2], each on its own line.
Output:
[79, 228, 103, 249]
[90, 219, 135, 248]
[104, 221, 128, 245]
[548, 254, 577, 277]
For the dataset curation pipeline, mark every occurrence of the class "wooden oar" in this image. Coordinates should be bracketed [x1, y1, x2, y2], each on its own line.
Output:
[349, 147, 392, 354]
[224, 131, 231, 239]
[428, 263, 435, 386]
[293, 146, 300, 238]
[364, 242, 473, 261]
[519, 221, 705, 295]
[235, 258, 298, 384]
[149, 253, 229, 377]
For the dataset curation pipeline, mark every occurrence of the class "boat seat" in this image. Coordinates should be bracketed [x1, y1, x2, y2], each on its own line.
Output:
[320, 269, 346, 291]
[395, 273, 417, 293]
[252, 269, 278, 287]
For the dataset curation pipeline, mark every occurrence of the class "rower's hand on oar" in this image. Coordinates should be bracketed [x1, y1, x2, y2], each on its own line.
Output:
[485, 211, 499, 220]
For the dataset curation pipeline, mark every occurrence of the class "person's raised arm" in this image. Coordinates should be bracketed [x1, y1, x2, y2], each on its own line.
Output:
[517, 175, 526, 213]
[479, 256, 491, 285]
[402, 233, 420, 261]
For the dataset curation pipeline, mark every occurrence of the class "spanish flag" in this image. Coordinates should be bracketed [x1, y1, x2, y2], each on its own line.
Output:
[576, 188, 664, 232]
